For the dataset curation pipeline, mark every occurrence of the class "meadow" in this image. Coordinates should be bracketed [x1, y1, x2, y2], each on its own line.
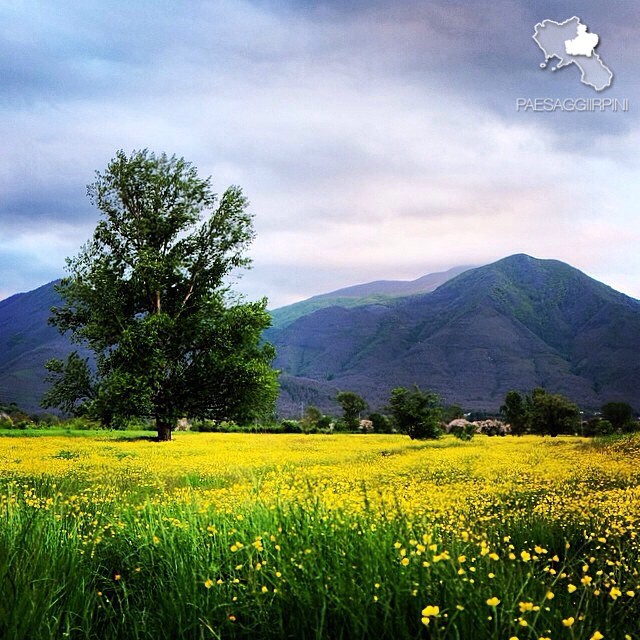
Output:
[0, 432, 639, 639]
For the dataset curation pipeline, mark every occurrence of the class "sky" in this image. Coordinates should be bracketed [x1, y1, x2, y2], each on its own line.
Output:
[1, 0, 639, 308]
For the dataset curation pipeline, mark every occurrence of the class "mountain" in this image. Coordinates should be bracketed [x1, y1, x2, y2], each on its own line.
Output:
[269, 265, 471, 329]
[267, 254, 640, 415]
[0, 281, 71, 411]
[2, 255, 640, 418]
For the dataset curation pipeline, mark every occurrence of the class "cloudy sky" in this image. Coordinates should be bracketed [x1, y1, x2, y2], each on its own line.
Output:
[1, 0, 639, 308]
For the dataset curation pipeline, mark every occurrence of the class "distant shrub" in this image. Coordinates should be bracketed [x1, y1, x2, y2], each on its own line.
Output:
[601, 402, 634, 431]
[191, 419, 216, 432]
[16, 420, 37, 430]
[62, 417, 103, 430]
[621, 419, 640, 434]
[315, 415, 334, 431]
[281, 420, 302, 434]
[583, 418, 614, 437]
[368, 413, 392, 433]
[450, 422, 475, 441]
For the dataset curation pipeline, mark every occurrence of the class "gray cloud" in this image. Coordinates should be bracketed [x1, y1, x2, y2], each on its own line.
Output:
[0, 0, 639, 307]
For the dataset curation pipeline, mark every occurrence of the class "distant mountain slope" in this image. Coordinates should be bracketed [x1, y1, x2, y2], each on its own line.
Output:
[0, 281, 69, 411]
[269, 254, 640, 415]
[269, 265, 471, 329]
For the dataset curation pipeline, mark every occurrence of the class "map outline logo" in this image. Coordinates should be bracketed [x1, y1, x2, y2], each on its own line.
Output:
[533, 16, 613, 92]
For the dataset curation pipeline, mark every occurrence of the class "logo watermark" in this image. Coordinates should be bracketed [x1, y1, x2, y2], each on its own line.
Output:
[516, 98, 629, 113]
[517, 18, 629, 113]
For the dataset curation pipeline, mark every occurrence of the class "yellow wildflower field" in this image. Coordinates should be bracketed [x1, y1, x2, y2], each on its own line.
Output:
[0, 433, 639, 639]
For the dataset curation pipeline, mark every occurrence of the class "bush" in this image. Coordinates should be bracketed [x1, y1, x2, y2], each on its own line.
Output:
[368, 413, 392, 433]
[583, 418, 614, 437]
[281, 420, 302, 434]
[601, 402, 634, 431]
[450, 422, 475, 441]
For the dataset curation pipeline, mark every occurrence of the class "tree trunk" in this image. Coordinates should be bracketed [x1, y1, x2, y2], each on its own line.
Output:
[157, 418, 172, 441]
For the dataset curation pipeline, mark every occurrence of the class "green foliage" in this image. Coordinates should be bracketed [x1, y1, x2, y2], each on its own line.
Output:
[500, 390, 528, 435]
[600, 401, 634, 431]
[388, 385, 442, 440]
[450, 422, 475, 441]
[594, 419, 614, 436]
[42, 150, 277, 439]
[281, 419, 302, 434]
[42, 352, 93, 417]
[527, 388, 580, 437]
[368, 412, 392, 433]
[300, 405, 322, 431]
[335, 391, 367, 431]
[501, 388, 580, 437]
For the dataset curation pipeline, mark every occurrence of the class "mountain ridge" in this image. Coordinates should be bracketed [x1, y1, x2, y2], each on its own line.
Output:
[269, 265, 472, 329]
[1, 255, 639, 417]
[269, 254, 640, 415]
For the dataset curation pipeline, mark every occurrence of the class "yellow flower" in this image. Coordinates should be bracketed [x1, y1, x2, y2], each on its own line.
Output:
[581, 575, 592, 585]
[519, 602, 534, 612]
[610, 587, 622, 600]
[521, 551, 531, 562]
[400, 557, 409, 566]
[568, 584, 577, 593]
[421, 605, 440, 617]
[203, 578, 213, 589]
[589, 633, 604, 640]
[545, 591, 554, 600]
[562, 617, 575, 627]
[261, 586, 268, 593]
[486, 597, 500, 607]
[626, 590, 635, 597]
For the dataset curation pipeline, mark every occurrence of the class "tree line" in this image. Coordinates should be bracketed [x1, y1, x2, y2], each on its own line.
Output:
[291, 387, 637, 440]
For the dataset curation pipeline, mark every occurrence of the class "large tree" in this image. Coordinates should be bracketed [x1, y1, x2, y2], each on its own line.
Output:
[42, 149, 278, 440]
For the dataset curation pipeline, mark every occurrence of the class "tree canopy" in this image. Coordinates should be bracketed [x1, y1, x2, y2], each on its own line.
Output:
[335, 391, 367, 430]
[600, 402, 635, 431]
[42, 150, 278, 440]
[388, 385, 441, 440]
[500, 388, 580, 436]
